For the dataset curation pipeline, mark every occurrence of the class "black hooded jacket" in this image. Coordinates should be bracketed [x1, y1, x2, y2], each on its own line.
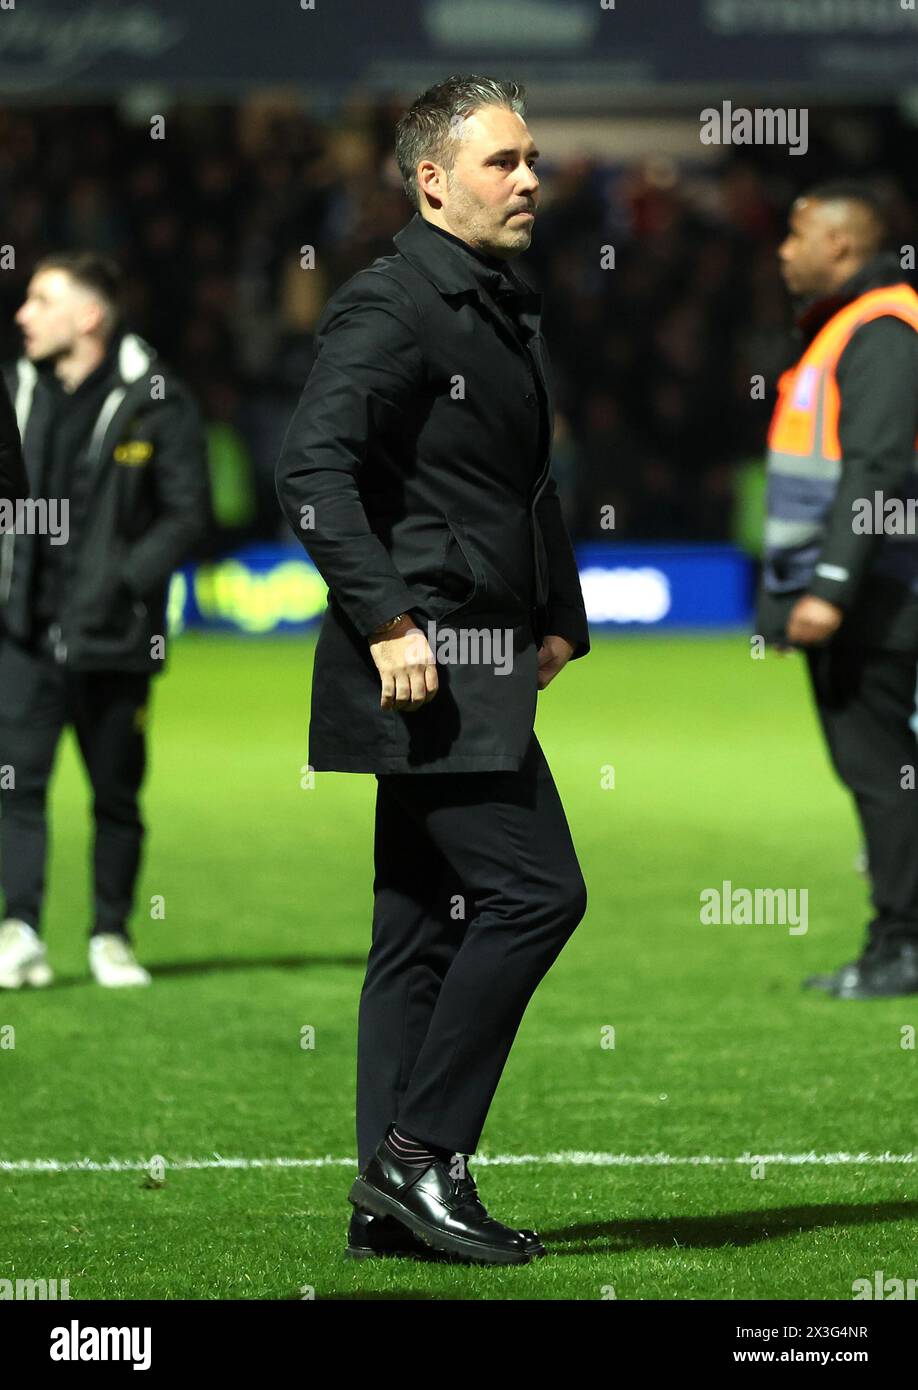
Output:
[1, 331, 210, 671]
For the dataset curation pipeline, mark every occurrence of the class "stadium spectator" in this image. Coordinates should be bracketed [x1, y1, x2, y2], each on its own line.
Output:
[0, 253, 210, 989]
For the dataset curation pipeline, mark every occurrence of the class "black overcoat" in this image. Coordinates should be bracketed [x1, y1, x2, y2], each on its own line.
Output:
[276, 213, 590, 773]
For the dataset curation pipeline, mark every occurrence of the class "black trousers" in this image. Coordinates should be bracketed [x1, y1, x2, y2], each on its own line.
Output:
[355, 731, 587, 1172]
[806, 641, 918, 952]
[0, 635, 151, 937]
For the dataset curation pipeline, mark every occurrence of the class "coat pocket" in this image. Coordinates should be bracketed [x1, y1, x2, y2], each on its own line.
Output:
[431, 513, 482, 619]
[82, 583, 148, 644]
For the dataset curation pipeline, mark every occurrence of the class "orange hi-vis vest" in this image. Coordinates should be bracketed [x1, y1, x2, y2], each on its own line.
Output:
[763, 282, 918, 594]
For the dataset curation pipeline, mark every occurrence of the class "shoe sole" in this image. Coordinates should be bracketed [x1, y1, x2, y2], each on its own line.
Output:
[343, 1235, 485, 1263]
[835, 983, 918, 1000]
[90, 974, 152, 988]
[343, 1243, 428, 1261]
[344, 1225, 544, 1262]
[0, 960, 53, 989]
[348, 1177, 545, 1265]
[344, 1244, 396, 1260]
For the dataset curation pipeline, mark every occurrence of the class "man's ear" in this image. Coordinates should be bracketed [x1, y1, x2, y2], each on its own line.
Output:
[417, 161, 446, 209]
[826, 226, 850, 263]
[76, 297, 106, 338]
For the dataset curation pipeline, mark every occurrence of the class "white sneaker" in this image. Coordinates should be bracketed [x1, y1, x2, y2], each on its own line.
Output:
[89, 934, 152, 988]
[0, 919, 53, 988]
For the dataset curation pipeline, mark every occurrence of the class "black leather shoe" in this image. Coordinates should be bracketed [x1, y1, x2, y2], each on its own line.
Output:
[803, 938, 891, 993]
[345, 1208, 434, 1260]
[833, 943, 918, 999]
[349, 1146, 546, 1265]
[345, 1205, 543, 1260]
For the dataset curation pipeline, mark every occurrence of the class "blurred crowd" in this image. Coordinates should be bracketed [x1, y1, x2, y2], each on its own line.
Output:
[1, 99, 915, 554]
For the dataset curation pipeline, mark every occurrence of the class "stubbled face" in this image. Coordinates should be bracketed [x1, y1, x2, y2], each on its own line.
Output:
[778, 198, 840, 297]
[15, 269, 101, 361]
[423, 104, 540, 258]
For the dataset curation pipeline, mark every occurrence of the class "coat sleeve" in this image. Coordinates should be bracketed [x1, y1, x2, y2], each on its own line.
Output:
[534, 470, 590, 659]
[275, 271, 427, 638]
[807, 315, 918, 609]
[120, 385, 211, 597]
[0, 371, 29, 504]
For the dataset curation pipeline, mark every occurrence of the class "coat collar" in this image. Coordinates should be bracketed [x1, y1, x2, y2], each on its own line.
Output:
[28, 330, 158, 397]
[17, 331, 162, 500]
[393, 213, 552, 503]
[393, 213, 541, 306]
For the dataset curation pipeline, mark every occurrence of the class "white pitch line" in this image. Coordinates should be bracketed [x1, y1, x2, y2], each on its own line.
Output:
[1, 1151, 916, 1173]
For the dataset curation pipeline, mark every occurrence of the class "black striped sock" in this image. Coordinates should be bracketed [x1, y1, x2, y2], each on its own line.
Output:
[384, 1124, 452, 1168]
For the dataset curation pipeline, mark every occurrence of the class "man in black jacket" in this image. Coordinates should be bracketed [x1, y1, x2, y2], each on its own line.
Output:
[757, 182, 918, 999]
[276, 76, 590, 1264]
[0, 253, 209, 991]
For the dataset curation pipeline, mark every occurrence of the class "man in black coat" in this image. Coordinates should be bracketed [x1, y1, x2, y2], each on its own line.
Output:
[757, 182, 918, 999]
[0, 253, 209, 992]
[276, 75, 590, 1265]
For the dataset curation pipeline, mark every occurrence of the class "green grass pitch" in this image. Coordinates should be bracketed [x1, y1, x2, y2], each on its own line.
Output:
[1, 630, 915, 1300]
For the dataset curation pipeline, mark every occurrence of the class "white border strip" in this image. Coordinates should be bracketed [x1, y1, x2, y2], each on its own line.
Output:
[1, 1151, 916, 1173]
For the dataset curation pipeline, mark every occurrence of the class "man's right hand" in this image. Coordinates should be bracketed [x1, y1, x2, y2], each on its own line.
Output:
[368, 613, 438, 712]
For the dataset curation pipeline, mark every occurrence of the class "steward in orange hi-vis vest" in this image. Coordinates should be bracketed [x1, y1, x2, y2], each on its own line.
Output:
[757, 251, 918, 651]
[760, 190, 918, 999]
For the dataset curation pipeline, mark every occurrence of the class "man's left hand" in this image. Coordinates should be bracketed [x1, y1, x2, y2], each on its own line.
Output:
[785, 595, 843, 646]
[537, 634, 575, 690]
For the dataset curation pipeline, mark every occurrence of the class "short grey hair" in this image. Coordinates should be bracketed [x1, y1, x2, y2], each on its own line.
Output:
[395, 74, 527, 212]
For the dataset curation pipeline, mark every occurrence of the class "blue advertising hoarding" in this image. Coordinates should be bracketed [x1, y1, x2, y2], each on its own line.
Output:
[168, 541, 755, 636]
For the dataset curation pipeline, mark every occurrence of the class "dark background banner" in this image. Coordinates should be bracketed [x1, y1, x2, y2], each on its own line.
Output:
[1, 0, 917, 96]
